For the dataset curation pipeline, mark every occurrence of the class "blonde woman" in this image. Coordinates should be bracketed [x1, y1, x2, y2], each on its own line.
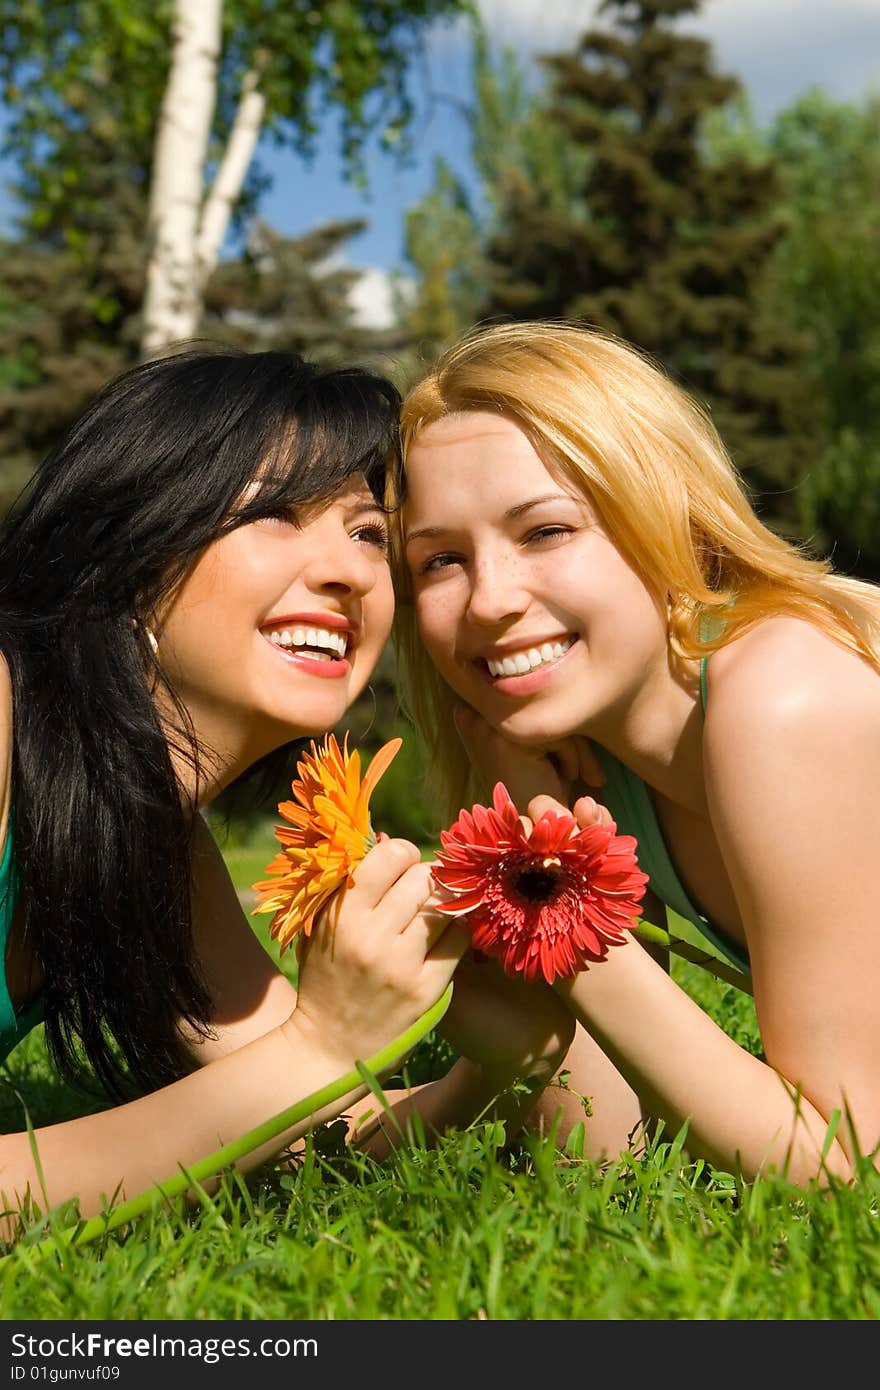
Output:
[392, 319, 880, 1186]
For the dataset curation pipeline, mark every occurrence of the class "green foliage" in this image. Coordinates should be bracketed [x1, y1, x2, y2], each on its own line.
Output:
[3, 1009, 878, 1317]
[766, 91, 880, 578]
[399, 23, 590, 377]
[365, 723, 440, 844]
[0, 211, 397, 507]
[0, 0, 472, 503]
[399, 155, 486, 375]
[799, 429, 880, 581]
[202, 217, 405, 368]
[474, 0, 818, 536]
[0, 843, 874, 1319]
[0, 1, 475, 201]
[701, 87, 880, 578]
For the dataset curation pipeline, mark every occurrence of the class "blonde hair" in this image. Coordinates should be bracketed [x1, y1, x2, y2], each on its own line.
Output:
[391, 320, 880, 820]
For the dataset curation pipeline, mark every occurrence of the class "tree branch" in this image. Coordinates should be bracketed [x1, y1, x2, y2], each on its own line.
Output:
[196, 66, 267, 286]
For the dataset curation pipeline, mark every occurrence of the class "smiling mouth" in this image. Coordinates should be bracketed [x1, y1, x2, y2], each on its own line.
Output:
[264, 623, 351, 662]
[482, 636, 576, 679]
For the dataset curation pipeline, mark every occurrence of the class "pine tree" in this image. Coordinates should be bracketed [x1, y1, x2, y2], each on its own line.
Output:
[0, 188, 399, 509]
[0, 144, 148, 513]
[480, 0, 818, 533]
[202, 220, 403, 370]
[398, 28, 589, 386]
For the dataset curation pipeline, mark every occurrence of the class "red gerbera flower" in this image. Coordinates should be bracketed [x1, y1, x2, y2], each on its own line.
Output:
[431, 783, 649, 985]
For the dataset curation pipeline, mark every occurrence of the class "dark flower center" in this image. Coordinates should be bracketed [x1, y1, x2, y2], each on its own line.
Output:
[508, 860, 566, 906]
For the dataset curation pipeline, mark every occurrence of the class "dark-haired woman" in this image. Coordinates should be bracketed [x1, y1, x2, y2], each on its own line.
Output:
[0, 346, 573, 1241]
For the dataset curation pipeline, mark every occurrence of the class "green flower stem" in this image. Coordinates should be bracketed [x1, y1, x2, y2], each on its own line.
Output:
[20, 983, 455, 1258]
[632, 919, 753, 996]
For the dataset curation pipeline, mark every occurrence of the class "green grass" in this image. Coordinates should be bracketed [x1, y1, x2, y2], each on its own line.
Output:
[1, 831, 878, 1321]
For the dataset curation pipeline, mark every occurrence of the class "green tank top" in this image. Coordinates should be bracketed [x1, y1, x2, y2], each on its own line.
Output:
[592, 656, 751, 977]
[0, 815, 45, 1064]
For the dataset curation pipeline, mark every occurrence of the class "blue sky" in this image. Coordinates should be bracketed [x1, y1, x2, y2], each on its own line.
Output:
[2, 0, 879, 325]
[253, 0, 880, 289]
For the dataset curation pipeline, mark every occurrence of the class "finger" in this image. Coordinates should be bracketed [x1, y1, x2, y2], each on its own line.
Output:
[573, 794, 614, 828]
[527, 793, 570, 822]
[375, 860, 436, 933]
[347, 837, 421, 909]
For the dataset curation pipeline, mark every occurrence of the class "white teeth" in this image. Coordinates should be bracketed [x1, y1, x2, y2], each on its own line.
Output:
[266, 624, 350, 658]
[486, 637, 574, 679]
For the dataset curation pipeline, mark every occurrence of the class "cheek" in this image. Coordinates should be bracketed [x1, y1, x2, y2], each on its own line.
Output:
[370, 571, 395, 646]
[414, 590, 459, 661]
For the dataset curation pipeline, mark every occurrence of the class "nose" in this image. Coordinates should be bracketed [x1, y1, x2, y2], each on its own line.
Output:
[302, 527, 382, 598]
[466, 550, 529, 627]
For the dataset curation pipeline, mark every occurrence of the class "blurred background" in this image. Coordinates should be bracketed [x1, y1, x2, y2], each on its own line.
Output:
[2, 0, 879, 851]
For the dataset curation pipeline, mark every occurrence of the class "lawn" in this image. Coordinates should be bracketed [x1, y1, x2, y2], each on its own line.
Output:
[1, 822, 878, 1321]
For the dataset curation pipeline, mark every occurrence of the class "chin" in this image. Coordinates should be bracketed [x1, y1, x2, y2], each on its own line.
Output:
[495, 714, 569, 747]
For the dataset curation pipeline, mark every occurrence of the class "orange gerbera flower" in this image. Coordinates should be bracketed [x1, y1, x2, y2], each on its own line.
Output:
[252, 732, 401, 952]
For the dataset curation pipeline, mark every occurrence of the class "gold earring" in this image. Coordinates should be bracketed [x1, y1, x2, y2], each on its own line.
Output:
[133, 617, 159, 656]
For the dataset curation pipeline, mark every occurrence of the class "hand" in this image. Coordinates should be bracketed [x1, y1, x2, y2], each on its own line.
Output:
[525, 790, 616, 833]
[288, 838, 469, 1072]
[436, 952, 576, 1083]
[453, 703, 604, 809]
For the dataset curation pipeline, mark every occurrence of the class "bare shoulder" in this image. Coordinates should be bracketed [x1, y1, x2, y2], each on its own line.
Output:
[705, 616, 879, 742]
[702, 615, 879, 821]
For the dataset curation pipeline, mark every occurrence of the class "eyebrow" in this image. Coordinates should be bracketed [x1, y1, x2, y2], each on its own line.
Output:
[404, 492, 577, 544]
[345, 499, 387, 517]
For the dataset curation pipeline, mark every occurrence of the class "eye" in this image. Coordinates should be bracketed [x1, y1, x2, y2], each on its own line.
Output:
[524, 525, 573, 545]
[352, 521, 390, 551]
[415, 550, 465, 576]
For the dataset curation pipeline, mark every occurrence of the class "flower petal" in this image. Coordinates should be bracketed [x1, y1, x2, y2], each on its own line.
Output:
[433, 785, 648, 984]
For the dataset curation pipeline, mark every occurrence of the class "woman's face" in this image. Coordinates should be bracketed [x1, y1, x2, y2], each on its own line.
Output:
[403, 411, 669, 747]
[157, 476, 393, 762]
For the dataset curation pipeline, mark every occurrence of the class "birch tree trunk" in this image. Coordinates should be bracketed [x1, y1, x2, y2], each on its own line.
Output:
[142, 0, 267, 358]
[141, 0, 222, 358]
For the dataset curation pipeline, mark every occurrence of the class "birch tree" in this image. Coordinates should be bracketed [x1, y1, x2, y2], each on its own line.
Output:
[0, 0, 474, 359]
[142, 0, 264, 354]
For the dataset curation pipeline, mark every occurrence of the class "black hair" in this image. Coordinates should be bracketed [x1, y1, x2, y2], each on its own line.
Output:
[0, 344, 401, 1098]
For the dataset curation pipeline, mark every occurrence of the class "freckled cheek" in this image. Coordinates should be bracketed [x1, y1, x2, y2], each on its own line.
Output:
[414, 592, 460, 664]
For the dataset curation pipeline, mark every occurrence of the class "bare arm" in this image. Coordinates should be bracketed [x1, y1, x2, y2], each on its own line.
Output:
[183, 818, 575, 1155]
[553, 627, 880, 1184]
[0, 833, 467, 1241]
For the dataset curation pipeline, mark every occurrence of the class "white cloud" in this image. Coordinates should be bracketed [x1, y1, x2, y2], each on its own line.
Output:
[692, 0, 880, 117]
[348, 267, 400, 329]
[474, 0, 589, 49]
[437, 0, 880, 120]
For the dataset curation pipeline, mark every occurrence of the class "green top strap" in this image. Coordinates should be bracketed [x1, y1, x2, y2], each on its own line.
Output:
[591, 652, 750, 976]
[0, 814, 45, 1064]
